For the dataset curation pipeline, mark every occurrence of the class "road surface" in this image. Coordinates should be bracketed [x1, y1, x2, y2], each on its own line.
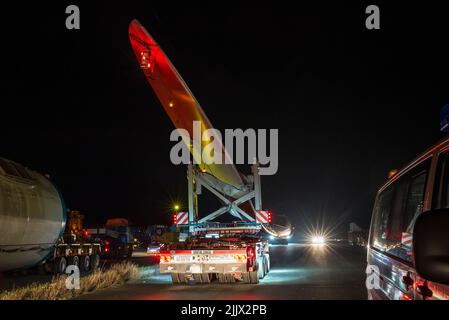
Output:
[79, 243, 368, 300]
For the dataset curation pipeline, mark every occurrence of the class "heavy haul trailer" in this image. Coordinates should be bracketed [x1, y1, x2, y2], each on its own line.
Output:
[160, 223, 270, 284]
[0, 157, 101, 274]
[128, 20, 292, 284]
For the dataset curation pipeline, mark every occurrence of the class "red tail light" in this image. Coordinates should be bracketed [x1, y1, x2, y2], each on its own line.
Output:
[267, 210, 272, 223]
[246, 246, 256, 269]
[160, 255, 171, 263]
[172, 214, 177, 225]
[401, 293, 413, 300]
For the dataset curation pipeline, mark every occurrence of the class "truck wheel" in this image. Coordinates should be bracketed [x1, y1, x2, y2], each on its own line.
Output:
[249, 271, 259, 284]
[90, 254, 100, 270]
[177, 273, 188, 284]
[225, 274, 236, 283]
[242, 272, 250, 284]
[200, 273, 211, 283]
[80, 255, 91, 272]
[171, 273, 181, 284]
[53, 257, 67, 274]
[258, 260, 265, 279]
[264, 258, 269, 276]
[193, 274, 202, 284]
[265, 255, 270, 273]
[43, 261, 54, 274]
[68, 256, 79, 268]
[218, 273, 226, 283]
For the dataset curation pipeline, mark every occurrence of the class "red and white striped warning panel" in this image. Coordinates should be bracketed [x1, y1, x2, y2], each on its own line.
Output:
[256, 210, 272, 224]
[401, 232, 413, 247]
[173, 212, 188, 225]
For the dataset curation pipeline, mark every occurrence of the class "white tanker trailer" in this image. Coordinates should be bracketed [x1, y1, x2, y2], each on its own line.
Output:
[0, 157, 101, 273]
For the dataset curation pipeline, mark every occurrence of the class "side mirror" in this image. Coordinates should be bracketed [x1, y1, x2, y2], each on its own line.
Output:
[413, 209, 449, 285]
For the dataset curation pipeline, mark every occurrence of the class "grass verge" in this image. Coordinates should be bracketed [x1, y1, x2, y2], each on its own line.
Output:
[0, 261, 140, 300]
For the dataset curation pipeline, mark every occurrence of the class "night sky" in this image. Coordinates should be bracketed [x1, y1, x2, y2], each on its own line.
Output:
[3, 2, 449, 234]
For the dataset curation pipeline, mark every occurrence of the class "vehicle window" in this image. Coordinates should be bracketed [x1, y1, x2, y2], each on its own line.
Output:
[389, 170, 427, 261]
[433, 151, 449, 209]
[372, 159, 430, 263]
[371, 184, 395, 250]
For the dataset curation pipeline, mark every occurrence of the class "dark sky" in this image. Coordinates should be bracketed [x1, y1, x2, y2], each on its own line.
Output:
[3, 2, 449, 233]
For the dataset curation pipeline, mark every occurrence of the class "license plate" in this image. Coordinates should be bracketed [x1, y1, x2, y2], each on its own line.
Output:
[192, 250, 212, 254]
[209, 254, 233, 262]
[175, 255, 192, 262]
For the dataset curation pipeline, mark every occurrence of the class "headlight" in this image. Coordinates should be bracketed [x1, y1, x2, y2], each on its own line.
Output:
[311, 235, 326, 245]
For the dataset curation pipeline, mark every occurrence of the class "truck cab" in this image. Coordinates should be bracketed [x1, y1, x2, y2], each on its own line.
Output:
[367, 134, 449, 300]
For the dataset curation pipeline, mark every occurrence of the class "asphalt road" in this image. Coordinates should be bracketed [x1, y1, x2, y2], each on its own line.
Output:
[79, 243, 368, 300]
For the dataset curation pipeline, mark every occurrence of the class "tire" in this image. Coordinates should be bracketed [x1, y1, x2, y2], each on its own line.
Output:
[193, 274, 202, 283]
[68, 256, 79, 268]
[218, 273, 226, 283]
[90, 253, 100, 270]
[43, 262, 54, 274]
[264, 258, 269, 276]
[200, 273, 211, 283]
[179, 273, 188, 284]
[225, 274, 236, 283]
[79, 255, 91, 272]
[171, 273, 181, 284]
[242, 272, 250, 284]
[249, 271, 259, 284]
[265, 255, 270, 273]
[53, 257, 67, 274]
[258, 260, 265, 279]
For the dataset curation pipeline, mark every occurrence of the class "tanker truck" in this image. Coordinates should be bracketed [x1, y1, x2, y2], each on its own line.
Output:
[128, 20, 292, 284]
[0, 157, 101, 274]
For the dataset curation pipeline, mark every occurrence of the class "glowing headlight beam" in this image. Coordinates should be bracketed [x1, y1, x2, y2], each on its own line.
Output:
[311, 235, 326, 245]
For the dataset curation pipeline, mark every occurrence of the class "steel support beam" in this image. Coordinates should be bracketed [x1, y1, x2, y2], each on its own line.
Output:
[252, 163, 262, 211]
[187, 165, 258, 223]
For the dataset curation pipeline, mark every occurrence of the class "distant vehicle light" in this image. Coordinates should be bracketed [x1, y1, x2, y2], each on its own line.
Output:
[169, 101, 174, 108]
[311, 235, 326, 245]
[388, 169, 398, 179]
[147, 246, 159, 253]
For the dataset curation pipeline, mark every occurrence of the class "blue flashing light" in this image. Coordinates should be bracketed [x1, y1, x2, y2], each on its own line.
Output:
[440, 103, 449, 132]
